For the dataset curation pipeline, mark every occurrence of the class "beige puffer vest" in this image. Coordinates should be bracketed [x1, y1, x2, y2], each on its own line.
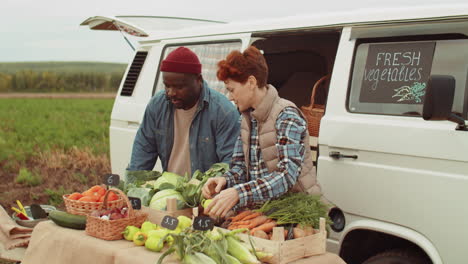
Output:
[240, 85, 322, 195]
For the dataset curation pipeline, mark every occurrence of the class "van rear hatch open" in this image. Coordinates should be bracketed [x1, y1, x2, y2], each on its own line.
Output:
[80, 16, 226, 37]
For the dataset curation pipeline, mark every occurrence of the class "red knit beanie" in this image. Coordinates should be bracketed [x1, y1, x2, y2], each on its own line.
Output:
[160, 47, 202, 74]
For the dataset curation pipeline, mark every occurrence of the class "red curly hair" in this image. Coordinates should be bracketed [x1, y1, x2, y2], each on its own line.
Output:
[217, 46, 268, 88]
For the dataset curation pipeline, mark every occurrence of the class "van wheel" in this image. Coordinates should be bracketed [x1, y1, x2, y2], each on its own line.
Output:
[362, 249, 430, 264]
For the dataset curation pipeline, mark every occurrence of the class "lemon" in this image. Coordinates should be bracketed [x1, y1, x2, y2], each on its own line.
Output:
[203, 199, 213, 208]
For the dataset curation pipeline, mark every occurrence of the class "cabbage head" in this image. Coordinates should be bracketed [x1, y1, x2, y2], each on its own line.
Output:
[149, 189, 186, 210]
[127, 187, 152, 206]
[152, 172, 184, 190]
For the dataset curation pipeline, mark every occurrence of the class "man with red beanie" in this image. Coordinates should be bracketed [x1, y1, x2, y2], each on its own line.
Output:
[128, 47, 240, 177]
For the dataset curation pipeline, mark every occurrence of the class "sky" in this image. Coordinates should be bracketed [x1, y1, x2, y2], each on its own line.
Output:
[0, 0, 465, 64]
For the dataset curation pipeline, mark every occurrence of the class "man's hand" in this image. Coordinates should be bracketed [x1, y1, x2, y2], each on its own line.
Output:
[204, 187, 239, 218]
[202, 177, 227, 199]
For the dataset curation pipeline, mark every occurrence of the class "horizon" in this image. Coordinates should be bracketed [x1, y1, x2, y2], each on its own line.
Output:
[0, 61, 127, 64]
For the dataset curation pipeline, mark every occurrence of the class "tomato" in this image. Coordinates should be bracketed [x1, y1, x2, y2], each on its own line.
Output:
[89, 185, 106, 197]
[82, 185, 106, 200]
[68, 192, 83, 200]
[107, 191, 119, 201]
[97, 191, 118, 202]
[78, 196, 99, 202]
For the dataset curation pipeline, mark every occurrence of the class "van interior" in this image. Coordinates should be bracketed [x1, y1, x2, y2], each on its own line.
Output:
[252, 30, 341, 108]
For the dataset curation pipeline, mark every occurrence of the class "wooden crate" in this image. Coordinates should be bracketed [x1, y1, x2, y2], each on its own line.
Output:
[141, 198, 194, 226]
[237, 218, 327, 264]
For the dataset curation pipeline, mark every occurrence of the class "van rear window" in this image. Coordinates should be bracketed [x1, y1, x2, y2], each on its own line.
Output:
[348, 39, 468, 118]
[154, 42, 241, 96]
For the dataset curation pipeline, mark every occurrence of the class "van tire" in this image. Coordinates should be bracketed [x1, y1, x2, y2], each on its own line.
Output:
[362, 249, 430, 264]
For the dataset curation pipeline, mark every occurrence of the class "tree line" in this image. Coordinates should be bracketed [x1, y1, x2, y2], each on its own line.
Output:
[0, 70, 124, 93]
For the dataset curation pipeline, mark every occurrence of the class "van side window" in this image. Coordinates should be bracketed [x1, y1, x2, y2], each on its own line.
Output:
[348, 39, 468, 118]
[154, 42, 242, 95]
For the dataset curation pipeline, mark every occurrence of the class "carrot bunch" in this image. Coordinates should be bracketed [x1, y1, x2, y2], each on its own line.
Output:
[227, 210, 277, 236]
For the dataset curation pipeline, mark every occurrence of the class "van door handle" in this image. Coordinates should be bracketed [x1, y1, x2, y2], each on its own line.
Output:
[127, 121, 140, 128]
[329, 151, 358, 160]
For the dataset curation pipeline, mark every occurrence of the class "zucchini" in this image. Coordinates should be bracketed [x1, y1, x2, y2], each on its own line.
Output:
[48, 210, 87, 230]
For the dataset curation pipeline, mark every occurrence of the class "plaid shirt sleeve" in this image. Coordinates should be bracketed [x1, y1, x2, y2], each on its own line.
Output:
[223, 127, 248, 187]
[233, 107, 307, 209]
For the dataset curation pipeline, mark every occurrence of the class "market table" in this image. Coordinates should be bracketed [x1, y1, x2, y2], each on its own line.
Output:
[21, 221, 346, 264]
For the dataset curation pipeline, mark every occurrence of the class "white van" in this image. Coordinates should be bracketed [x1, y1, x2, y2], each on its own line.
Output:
[82, 6, 468, 264]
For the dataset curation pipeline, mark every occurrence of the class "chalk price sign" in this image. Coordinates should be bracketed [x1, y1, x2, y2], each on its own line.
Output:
[193, 216, 214, 231]
[128, 197, 141, 210]
[161, 215, 179, 230]
[103, 174, 120, 186]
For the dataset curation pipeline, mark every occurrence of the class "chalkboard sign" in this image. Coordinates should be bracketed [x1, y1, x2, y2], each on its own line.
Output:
[128, 197, 141, 210]
[193, 216, 215, 231]
[360, 42, 436, 104]
[103, 174, 120, 186]
[161, 215, 179, 230]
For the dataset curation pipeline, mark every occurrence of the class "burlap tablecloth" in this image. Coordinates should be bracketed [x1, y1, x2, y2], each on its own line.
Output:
[22, 221, 346, 264]
[0, 242, 26, 262]
[0, 206, 33, 250]
[0, 206, 33, 262]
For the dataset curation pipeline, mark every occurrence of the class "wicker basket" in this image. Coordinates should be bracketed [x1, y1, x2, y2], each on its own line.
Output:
[300, 75, 330, 137]
[85, 188, 148, 240]
[63, 190, 125, 216]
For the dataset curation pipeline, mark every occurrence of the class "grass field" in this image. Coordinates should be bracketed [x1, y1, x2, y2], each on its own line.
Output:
[0, 98, 113, 163]
[0, 98, 115, 212]
[0, 61, 127, 74]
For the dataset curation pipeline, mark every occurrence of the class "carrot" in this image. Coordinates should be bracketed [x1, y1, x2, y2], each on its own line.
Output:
[247, 215, 269, 229]
[253, 230, 269, 239]
[231, 225, 250, 230]
[230, 219, 251, 225]
[250, 221, 277, 235]
[293, 227, 306, 238]
[240, 212, 261, 221]
[297, 224, 315, 236]
[230, 211, 252, 222]
[232, 215, 268, 226]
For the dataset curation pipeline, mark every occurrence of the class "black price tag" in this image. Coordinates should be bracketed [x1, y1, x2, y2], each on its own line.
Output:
[193, 216, 214, 231]
[103, 174, 120, 186]
[128, 197, 141, 210]
[161, 215, 179, 230]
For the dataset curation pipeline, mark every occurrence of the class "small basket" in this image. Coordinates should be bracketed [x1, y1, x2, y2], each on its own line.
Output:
[300, 75, 330, 137]
[85, 188, 148, 240]
[63, 190, 125, 216]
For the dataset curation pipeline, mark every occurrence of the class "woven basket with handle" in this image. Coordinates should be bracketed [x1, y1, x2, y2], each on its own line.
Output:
[85, 188, 148, 240]
[63, 191, 124, 216]
[300, 75, 330, 137]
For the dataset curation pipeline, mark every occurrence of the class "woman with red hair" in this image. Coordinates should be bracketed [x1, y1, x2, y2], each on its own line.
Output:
[203, 46, 322, 218]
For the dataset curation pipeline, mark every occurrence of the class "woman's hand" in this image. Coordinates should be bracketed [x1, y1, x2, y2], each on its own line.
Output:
[202, 177, 227, 199]
[204, 187, 239, 218]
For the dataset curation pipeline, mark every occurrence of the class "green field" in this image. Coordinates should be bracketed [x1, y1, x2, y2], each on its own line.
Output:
[0, 98, 113, 164]
[0, 61, 127, 74]
[0, 61, 127, 93]
[0, 98, 115, 211]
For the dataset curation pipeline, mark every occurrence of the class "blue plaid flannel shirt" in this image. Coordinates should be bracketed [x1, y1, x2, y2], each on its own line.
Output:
[223, 107, 307, 210]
